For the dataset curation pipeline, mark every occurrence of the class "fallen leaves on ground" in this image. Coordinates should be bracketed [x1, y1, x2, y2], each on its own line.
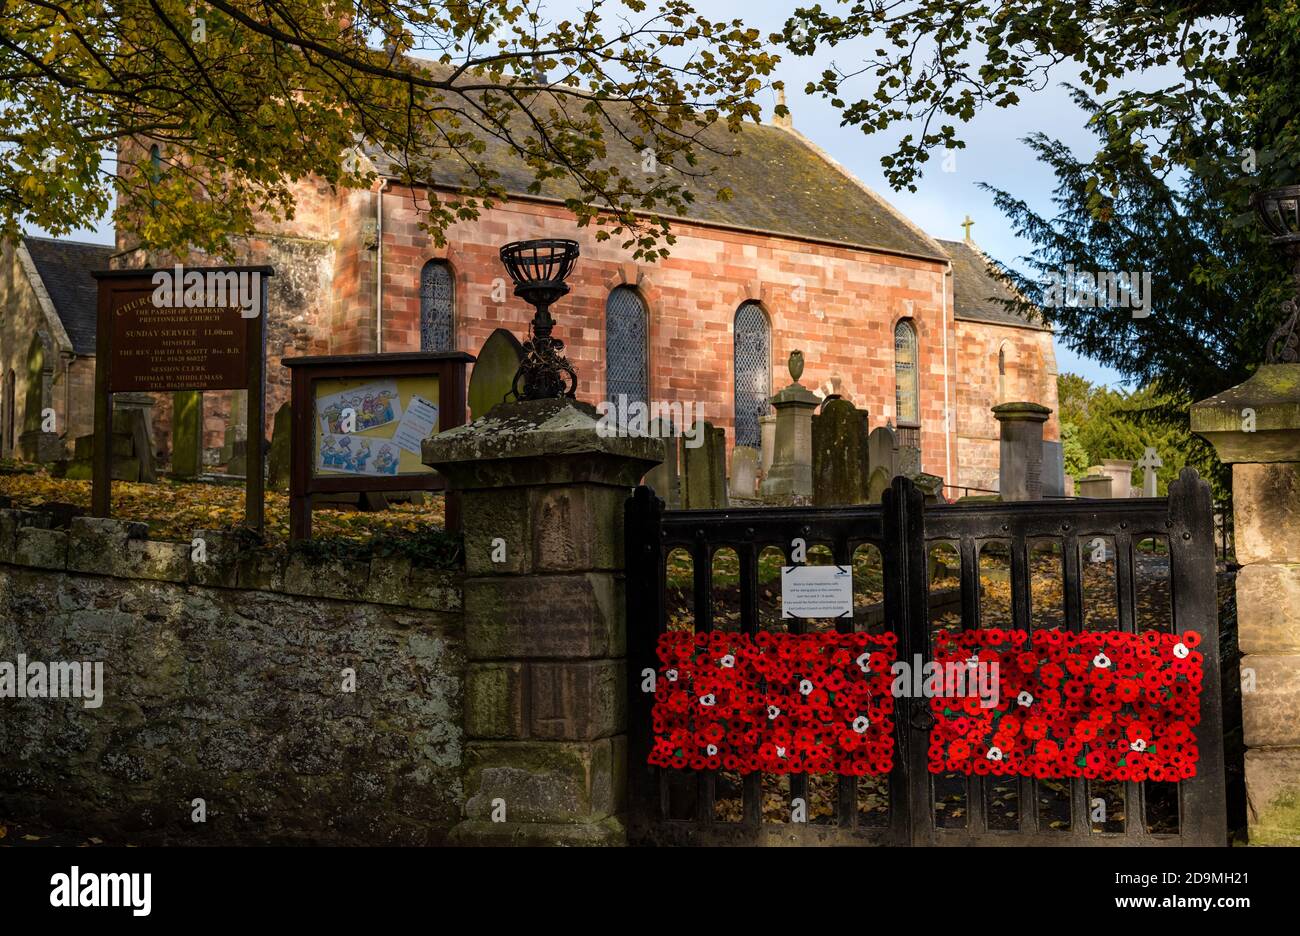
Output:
[0, 470, 446, 545]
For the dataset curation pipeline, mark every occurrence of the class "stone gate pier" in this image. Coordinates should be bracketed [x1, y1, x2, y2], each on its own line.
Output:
[1194, 363, 1300, 844]
[424, 398, 661, 845]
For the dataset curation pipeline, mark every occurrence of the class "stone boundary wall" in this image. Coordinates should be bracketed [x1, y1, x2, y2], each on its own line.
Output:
[0, 510, 467, 845]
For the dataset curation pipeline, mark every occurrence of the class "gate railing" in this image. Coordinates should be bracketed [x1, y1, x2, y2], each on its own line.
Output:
[625, 470, 1226, 846]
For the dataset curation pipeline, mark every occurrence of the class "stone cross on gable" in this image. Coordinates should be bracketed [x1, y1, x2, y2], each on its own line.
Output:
[961, 215, 975, 242]
[1137, 446, 1163, 497]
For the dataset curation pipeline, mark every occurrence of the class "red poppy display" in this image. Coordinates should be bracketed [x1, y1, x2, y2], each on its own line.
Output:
[928, 629, 1203, 781]
[649, 631, 897, 775]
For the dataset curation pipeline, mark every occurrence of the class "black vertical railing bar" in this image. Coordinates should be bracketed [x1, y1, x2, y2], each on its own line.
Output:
[622, 485, 666, 839]
[1113, 529, 1144, 840]
[692, 534, 715, 827]
[833, 532, 855, 830]
[738, 539, 762, 831]
[1166, 469, 1227, 845]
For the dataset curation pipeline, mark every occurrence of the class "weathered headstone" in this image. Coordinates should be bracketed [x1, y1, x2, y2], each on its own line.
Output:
[1101, 458, 1135, 498]
[642, 417, 680, 506]
[1076, 472, 1113, 498]
[761, 352, 819, 498]
[729, 445, 760, 500]
[224, 389, 249, 474]
[469, 327, 525, 420]
[171, 390, 203, 479]
[866, 426, 898, 504]
[61, 406, 154, 482]
[1042, 440, 1066, 497]
[759, 413, 776, 477]
[682, 421, 728, 509]
[1137, 446, 1163, 497]
[267, 402, 292, 492]
[811, 398, 867, 505]
[992, 401, 1052, 500]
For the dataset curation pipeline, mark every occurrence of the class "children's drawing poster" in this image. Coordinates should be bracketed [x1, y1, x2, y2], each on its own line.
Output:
[312, 374, 441, 477]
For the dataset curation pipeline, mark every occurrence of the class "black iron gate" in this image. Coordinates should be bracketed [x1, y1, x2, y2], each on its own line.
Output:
[625, 470, 1226, 846]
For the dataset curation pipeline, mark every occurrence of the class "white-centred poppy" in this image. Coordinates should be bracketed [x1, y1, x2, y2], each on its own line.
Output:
[799, 678, 814, 696]
[856, 652, 872, 672]
[987, 746, 1003, 761]
[767, 705, 781, 720]
[852, 715, 870, 734]
[699, 693, 715, 706]
[1017, 691, 1033, 707]
[1093, 652, 1112, 668]
[720, 654, 736, 668]
[1172, 642, 1189, 659]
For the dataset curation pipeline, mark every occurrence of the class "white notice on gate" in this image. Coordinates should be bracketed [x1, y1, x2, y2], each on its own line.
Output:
[780, 565, 854, 619]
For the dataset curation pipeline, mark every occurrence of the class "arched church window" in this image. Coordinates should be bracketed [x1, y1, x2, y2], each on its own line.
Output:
[419, 260, 455, 351]
[894, 318, 920, 429]
[998, 343, 1008, 402]
[605, 286, 649, 404]
[734, 301, 771, 448]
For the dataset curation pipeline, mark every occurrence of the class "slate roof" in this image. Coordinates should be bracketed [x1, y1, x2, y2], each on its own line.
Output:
[939, 238, 1049, 331]
[22, 236, 113, 355]
[364, 79, 945, 260]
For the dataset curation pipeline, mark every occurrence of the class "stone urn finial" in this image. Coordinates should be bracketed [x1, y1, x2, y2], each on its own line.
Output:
[788, 350, 804, 384]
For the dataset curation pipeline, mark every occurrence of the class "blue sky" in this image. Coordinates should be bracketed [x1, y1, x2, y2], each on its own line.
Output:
[40, 1, 1128, 386]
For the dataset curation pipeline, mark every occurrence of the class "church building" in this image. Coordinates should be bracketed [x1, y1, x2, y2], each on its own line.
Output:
[103, 108, 1059, 494]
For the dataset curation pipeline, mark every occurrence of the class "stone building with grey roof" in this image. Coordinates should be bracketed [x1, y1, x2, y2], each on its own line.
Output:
[111, 106, 1058, 492]
[0, 236, 109, 460]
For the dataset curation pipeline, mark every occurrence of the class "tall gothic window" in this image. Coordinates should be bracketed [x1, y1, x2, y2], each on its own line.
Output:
[605, 286, 649, 404]
[998, 343, 1008, 402]
[894, 319, 920, 430]
[734, 301, 771, 448]
[419, 260, 454, 351]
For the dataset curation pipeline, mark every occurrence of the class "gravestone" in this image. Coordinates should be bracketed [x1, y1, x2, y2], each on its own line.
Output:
[642, 417, 680, 506]
[469, 327, 525, 420]
[1137, 446, 1163, 497]
[171, 390, 203, 479]
[761, 352, 818, 498]
[267, 402, 292, 492]
[812, 398, 868, 505]
[62, 406, 155, 482]
[1076, 472, 1113, 498]
[224, 389, 249, 474]
[759, 414, 776, 477]
[992, 401, 1052, 500]
[682, 422, 727, 509]
[1042, 440, 1066, 497]
[1101, 458, 1135, 498]
[729, 445, 760, 500]
[866, 426, 898, 504]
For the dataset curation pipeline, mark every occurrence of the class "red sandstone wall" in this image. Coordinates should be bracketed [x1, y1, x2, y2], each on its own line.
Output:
[952, 318, 1060, 493]
[365, 187, 960, 479]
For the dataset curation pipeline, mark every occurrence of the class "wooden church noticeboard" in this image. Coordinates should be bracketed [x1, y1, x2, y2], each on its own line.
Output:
[91, 266, 272, 530]
[283, 351, 474, 540]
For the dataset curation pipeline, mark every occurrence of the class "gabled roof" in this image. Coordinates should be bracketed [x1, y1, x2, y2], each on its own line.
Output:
[21, 236, 113, 355]
[363, 82, 947, 261]
[939, 238, 1049, 331]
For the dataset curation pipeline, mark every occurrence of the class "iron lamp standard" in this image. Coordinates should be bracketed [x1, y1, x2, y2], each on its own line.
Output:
[499, 238, 581, 401]
[1251, 185, 1300, 364]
